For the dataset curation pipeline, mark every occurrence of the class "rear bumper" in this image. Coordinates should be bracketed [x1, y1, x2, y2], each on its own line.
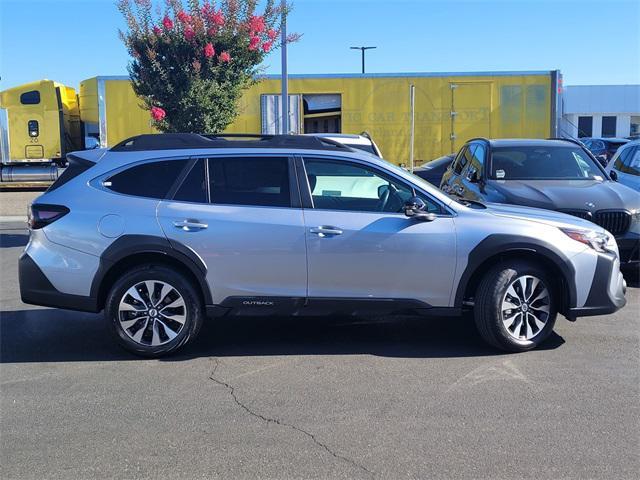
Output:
[567, 251, 626, 319]
[19, 252, 99, 312]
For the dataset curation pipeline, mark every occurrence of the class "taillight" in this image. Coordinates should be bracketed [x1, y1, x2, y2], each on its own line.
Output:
[28, 204, 70, 229]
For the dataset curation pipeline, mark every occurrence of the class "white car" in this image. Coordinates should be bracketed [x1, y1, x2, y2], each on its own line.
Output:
[305, 133, 382, 157]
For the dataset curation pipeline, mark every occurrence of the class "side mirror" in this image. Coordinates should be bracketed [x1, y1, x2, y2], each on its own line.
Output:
[610, 170, 618, 181]
[404, 196, 436, 222]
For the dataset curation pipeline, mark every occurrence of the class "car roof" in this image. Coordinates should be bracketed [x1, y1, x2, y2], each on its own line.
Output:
[305, 133, 373, 145]
[483, 138, 582, 148]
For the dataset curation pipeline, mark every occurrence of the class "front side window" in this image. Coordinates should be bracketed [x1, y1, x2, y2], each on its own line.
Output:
[452, 146, 473, 175]
[20, 90, 40, 105]
[207, 156, 291, 207]
[106, 159, 188, 198]
[620, 147, 640, 176]
[490, 146, 604, 180]
[466, 143, 485, 180]
[304, 158, 441, 213]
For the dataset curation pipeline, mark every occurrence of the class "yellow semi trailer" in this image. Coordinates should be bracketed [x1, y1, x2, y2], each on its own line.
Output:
[0, 70, 562, 181]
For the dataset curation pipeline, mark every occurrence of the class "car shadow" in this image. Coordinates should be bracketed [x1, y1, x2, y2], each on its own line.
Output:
[622, 265, 640, 288]
[0, 233, 29, 248]
[0, 308, 565, 363]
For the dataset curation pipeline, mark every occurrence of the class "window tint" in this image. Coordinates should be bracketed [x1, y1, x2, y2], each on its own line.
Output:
[453, 146, 473, 175]
[173, 160, 208, 203]
[20, 90, 40, 105]
[490, 146, 603, 180]
[304, 159, 441, 214]
[106, 159, 187, 198]
[466, 144, 485, 180]
[620, 148, 639, 176]
[208, 157, 290, 207]
[613, 146, 634, 171]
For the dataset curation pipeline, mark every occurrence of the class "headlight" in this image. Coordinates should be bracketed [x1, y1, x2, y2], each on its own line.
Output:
[630, 209, 640, 221]
[560, 228, 610, 253]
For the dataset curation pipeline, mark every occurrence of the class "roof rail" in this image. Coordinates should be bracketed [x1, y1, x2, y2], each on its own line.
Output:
[110, 133, 355, 152]
[466, 137, 491, 144]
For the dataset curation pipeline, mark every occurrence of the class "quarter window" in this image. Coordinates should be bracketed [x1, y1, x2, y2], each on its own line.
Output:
[173, 160, 208, 203]
[20, 90, 41, 105]
[304, 158, 441, 214]
[207, 157, 291, 207]
[106, 159, 188, 198]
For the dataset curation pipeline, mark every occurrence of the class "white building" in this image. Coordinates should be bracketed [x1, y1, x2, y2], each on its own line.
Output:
[562, 85, 640, 139]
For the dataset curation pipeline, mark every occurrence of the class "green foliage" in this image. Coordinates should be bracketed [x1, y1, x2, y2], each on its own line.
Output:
[117, 0, 297, 133]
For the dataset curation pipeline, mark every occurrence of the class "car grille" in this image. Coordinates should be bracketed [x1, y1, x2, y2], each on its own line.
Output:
[560, 209, 631, 236]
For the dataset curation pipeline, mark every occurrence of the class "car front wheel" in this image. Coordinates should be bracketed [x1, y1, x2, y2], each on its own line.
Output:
[105, 265, 204, 357]
[474, 261, 557, 352]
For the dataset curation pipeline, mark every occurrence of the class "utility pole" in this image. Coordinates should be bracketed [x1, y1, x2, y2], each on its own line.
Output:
[409, 84, 415, 173]
[350, 46, 376, 74]
[280, 0, 289, 134]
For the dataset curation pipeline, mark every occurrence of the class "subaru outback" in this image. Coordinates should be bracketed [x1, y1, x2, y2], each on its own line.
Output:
[19, 134, 627, 357]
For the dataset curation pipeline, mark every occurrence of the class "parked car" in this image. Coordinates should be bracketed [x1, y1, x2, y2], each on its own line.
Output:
[582, 137, 629, 166]
[20, 133, 626, 357]
[606, 140, 640, 192]
[440, 138, 640, 265]
[305, 133, 382, 157]
[413, 154, 454, 186]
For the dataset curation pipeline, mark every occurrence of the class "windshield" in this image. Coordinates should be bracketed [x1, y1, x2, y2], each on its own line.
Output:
[490, 146, 605, 180]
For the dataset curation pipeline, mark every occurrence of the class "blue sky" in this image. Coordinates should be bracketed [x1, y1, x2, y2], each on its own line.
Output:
[1, 0, 639, 91]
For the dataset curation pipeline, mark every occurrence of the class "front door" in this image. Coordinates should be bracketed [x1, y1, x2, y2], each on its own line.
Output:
[157, 156, 307, 305]
[300, 157, 457, 307]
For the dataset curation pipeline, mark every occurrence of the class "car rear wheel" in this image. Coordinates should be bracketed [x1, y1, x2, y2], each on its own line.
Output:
[474, 261, 557, 352]
[105, 265, 204, 357]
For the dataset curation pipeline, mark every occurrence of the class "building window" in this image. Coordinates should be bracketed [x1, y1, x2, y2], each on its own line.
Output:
[602, 116, 616, 137]
[577, 116, 593, 138]
[630, 116, 640, 138]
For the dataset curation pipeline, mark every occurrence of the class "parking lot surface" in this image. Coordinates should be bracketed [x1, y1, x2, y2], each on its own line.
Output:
[1, 222, 639, 480]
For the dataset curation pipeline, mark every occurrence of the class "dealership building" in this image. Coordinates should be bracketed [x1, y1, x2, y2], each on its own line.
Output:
[562, 84, 640, 139]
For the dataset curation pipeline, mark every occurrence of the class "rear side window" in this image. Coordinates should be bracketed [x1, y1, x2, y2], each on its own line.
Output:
[173, 160, 208, 203]
[20, 90, 40, 105]
[208, 157, 291, 207]
[106, 159, 188, 199]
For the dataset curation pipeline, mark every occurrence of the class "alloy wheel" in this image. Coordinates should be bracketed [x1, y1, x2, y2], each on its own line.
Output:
[501, 275, 551, 341]
[118, 280, 187, 346]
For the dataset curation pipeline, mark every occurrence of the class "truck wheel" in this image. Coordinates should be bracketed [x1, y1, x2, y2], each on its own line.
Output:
[105, 265, 204, 357]
[474, 261, 557, 352]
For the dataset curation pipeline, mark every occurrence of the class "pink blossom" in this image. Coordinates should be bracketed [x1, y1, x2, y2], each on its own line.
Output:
[150, 106, 166, 121]
[177, 11, 192, 24]
[267, 28, 278, 40]
[261, 41, 273, 53]
[207, 27, 217, 36]
[184, 27, 195, 40]
[162, 15, 173, 29]
[248, 15, 265, 34]
[204, 42, 215, 58]
[219, 51, 231, 62]
[248, 35, 260, 51]
[211, 11, 224, 26]
[152, 25, 162, 35]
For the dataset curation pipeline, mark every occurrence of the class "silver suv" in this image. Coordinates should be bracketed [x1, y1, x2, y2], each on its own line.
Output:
[19, 134, 627, 357]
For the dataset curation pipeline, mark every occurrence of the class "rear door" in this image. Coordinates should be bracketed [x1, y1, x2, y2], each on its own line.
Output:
[157, 155, 308, 305]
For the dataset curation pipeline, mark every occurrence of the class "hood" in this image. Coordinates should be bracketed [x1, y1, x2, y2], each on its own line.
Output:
[486, 202, 607, 231]
[489, 179, 640, 212]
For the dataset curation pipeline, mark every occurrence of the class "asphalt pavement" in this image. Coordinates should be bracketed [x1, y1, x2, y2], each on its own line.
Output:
[1, 223, 639, 480]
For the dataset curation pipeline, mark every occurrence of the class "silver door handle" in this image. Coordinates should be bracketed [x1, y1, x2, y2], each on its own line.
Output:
[310, 226, 343, 237]
[173, 219, 208, 231]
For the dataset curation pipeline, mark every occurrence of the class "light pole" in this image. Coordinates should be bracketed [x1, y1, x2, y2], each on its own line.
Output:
[281, 0, 289, 134]
[350, 46, 376, 74]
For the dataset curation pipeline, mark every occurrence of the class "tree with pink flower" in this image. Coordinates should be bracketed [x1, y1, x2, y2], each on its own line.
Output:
[117, 0, 298, 133]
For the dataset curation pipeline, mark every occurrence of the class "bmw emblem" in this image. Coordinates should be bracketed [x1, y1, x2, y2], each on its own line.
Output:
[585, 202, 596, 209]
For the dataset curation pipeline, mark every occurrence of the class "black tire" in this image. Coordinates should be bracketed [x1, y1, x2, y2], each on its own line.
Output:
[105, 265, 204, 357]
[474, 260, 557, 352]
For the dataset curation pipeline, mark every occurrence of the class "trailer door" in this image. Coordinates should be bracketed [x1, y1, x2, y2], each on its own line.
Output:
[450, 83, 491, 152]
[261, 94, 301, 134]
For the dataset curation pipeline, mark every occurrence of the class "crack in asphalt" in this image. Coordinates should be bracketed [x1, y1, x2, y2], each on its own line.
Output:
[208, 357, 375, 479]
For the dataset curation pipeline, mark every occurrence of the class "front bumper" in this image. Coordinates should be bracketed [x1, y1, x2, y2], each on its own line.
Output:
[616, 231, 640, 265]
[19, 252, 99, 312]
[567, 251, 626, 319]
